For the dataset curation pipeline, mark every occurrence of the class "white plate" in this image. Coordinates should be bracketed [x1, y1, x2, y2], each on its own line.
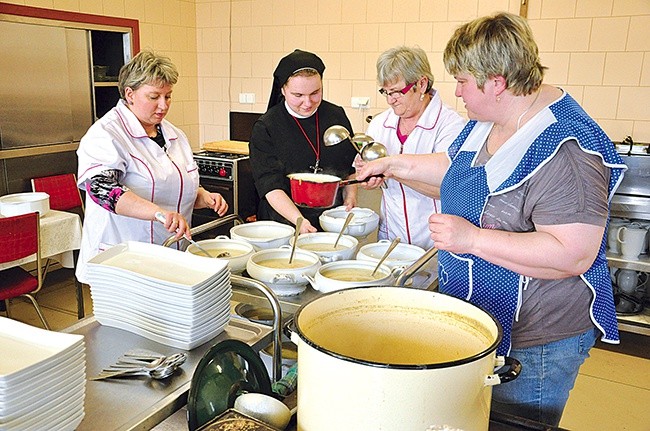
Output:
[95, 315, 229, 349]
[0, 359, 84, 412]
[0, 344, 84, 392]
[0, 317, 84, 383]
[90, 291, 232, 326]
[1, 390, 84, 430]
[86, 263, 230, 295]
[92, 303, 231, 336]
[0, 377, 84, 422]
[91, 302, 231, 337]
[89, 283, 231, 315]
[87, 271, 231, 304]
[87, 241, 228, 287]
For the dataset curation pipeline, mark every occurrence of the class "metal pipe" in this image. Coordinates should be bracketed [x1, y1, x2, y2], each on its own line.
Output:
[395, 247, 438, 287]
[231, 274, 283, 384]
[161, 214, 244, 248]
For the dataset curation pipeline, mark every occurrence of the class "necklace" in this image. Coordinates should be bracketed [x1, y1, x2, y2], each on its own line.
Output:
[292, 112, 321, 173]
[485, 88, 542, 157]
[515, 88, 542, 130]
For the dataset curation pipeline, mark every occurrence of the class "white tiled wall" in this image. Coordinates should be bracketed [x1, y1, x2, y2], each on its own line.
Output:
[217, 0, 650, 146]
[5, 0, 649, 147]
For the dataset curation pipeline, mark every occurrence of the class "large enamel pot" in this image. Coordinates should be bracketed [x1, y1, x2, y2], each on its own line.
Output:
[290, 287, 521, 431]
[287, 173, 362, 208]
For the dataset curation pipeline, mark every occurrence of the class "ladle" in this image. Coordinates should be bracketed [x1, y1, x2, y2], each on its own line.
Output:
[288, 217, 303, 264]
[154, 212, 212, 258]
[360, 141, 388, 162]
[334, 212, 354, 249]
[323, 125, 374, 155]
[371, 237, 400, 276]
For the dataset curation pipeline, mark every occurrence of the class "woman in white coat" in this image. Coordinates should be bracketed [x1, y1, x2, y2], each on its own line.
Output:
[76, 50, 228, 282]
[365, 46, 465, 249]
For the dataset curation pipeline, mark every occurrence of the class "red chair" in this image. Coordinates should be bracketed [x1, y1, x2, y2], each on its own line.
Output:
[31, 173, 84, 280]
[0, 212, 50, 329]
[31, 173, 84, 213]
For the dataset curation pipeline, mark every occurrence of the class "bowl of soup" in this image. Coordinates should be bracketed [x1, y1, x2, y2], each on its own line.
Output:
[230, 221, 295, 251]
[246, 247, 321, 296]
[290, 232, 358, 263]
[319, 206, 379, 238]
[357, 240, 426, 270]
[306, 260, 395, 293]
[185, 236, 254, 274]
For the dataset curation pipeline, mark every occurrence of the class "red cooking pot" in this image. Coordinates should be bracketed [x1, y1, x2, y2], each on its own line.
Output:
[288, 173, 361, 208]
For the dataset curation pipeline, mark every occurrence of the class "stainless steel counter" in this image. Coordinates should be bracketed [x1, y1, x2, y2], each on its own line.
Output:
[63, 315, 272, 431]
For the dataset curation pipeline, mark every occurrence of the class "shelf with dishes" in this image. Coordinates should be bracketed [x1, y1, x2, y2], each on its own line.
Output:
[606, 252, 650, 272]
[607, 253, 650, 335]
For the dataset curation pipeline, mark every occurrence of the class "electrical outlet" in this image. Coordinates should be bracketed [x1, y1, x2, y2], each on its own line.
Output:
[351, 97, 370, 108]
[238, 93, 255, 104]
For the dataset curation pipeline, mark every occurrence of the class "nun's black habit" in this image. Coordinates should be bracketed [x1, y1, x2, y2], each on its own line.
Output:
[249, 50, 357, 228]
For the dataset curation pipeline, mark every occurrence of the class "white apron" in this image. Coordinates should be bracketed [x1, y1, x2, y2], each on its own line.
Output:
[76, 100, 199, 282]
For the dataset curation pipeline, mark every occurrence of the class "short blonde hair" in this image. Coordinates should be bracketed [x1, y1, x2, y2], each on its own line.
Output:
[443, 12, 545, 96]
[118, 50, 178, 99]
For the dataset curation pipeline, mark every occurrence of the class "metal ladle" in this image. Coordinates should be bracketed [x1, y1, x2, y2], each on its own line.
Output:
[371, 237, 400, 276]
[323, 125, 374, 155]
[334, 212, 354, 249]
[288, 217, 303, 264]
[360, 141, 388, 161]
[154, 212, 213, 258]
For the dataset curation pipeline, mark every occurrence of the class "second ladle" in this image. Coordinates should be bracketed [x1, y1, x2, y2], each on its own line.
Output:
[288, 217, 303, 264]
[360, 141, 388, 162]
[371, 237, 401, 276]
[334, 212, 355, 248]
[323, 125, 374, 155]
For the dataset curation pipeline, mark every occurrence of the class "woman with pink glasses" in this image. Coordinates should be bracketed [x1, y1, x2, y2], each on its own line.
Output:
[364, 46, 465, 249]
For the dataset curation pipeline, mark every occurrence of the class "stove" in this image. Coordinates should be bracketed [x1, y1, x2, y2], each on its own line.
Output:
[192, 150, 258, 238]
[193, 150, 249, 181]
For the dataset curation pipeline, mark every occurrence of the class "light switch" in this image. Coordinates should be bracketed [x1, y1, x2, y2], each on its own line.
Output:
[351, 97, 370, 108]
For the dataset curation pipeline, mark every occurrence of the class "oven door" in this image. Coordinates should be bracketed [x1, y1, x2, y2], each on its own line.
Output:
[192, 180, 235, 240]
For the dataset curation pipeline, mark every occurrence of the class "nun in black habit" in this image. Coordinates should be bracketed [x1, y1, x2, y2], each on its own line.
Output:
[249, 49, 358, 233]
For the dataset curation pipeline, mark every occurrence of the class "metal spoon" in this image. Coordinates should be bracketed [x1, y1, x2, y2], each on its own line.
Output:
[289, 217, 303, 264]
[334, 212, 354, 249]
[93, 353, 187, 381]
[371, 237, 400, 276]
[154, 211, 212, 257]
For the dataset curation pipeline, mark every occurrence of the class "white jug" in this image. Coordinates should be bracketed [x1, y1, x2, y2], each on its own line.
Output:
[607, 218, 628, 253]
[617, 224, 648, 259]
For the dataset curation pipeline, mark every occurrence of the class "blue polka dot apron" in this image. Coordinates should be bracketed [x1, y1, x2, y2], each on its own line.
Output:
[439, 92, 626, 355]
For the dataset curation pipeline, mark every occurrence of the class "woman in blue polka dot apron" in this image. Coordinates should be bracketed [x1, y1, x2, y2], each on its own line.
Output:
[356, 12, 627, 427]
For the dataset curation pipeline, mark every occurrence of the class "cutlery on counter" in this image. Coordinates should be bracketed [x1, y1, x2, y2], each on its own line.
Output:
[90, 351, 187, 381]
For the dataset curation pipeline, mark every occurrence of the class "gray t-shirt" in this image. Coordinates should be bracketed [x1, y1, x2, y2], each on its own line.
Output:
[478, 140, 610, 348]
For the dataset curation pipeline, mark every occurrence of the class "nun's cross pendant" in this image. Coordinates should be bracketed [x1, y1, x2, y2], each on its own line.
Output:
[310, 160, 322, 174]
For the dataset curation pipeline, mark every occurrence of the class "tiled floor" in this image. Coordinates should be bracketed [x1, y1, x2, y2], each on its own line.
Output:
[4, 266, 649, 431]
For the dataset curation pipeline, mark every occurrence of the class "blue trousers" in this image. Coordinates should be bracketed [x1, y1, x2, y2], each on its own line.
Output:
[491, 327, 598, 427]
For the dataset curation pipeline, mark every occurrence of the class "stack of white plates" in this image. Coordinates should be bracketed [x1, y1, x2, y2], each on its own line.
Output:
[0, 317, 85, 431]
[86, 241, 232, 350]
